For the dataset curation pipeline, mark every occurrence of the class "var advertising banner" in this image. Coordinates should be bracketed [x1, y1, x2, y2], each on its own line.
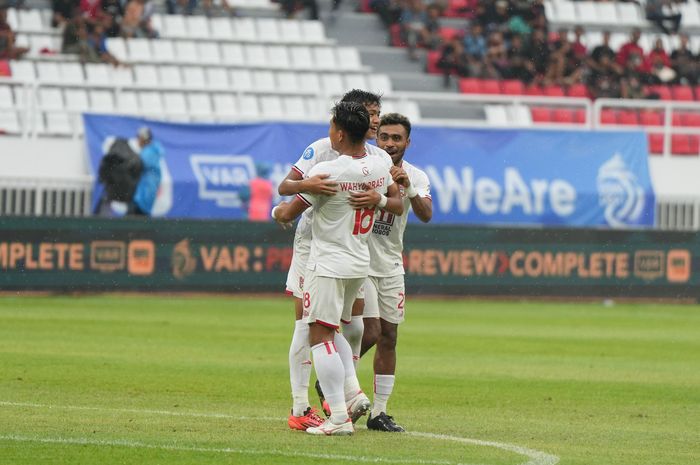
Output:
[0, 218, 694, 298]
[83, 114, 654, 228]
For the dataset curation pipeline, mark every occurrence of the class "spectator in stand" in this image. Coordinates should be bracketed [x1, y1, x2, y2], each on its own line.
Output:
[62, 17, 98, 61]
[616, 28, 645, 69]
[436, 36, 470, 87]
[621, 73, 646, 99]
[400, 0, 442, 61]
[648, 37, 676, 83]
[587, 53, 622, 99]
[165, 0, 196, 15]
[478, 0, 511, 34]
[548, 28, 584, 86]
[80, 0, 103, 25]
[0, 6, 29, 60]
[281, 0, 318, 21]
[571, 26, 586, 59]
[52, 0, 80, 28]
[484, 30, 508, 78]
[645, 0, 682, 36]
[371, 0, 402, 28]
[87, 21, 120, 65]
[671, 33, 697, 85]
[588, 30, 618, 73]
[506, 33, 535, 82]
[463, 23, 486, 59]
[525, 27, 550, 85]
[101, 0, 122, 21]
[121, 0, 157, 39]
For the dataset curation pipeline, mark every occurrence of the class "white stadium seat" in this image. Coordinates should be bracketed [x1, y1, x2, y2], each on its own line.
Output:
[0, 85, 15, 108]
[213, 93, 239, 120]
[151, 39, 176, 63]
[233, 17, 257, 42]
[9, 60, 36, 82]
[36, 62, 60, 83]
[18, 9, 43, 32]
[162, 91, 188, 118]
[554, 0, 577, 23]
[186, 15, 211, 39]
[336, 47, 362, 71]
[0, 110, 21, 134]
[575, 2, 599, 24]
[259, 95, 284, 118]
[63, 88, 90, 111]
[485, 105, 508, 126]
[117, 91, 140, 114]
[206, 68, 230, 90]
[256, 18, 281, 43]
[681, 2, 700, 28]
[128, 38, 153, 62]
[297, 72, 321, 94]
[106, 37, 128, 62]
[596, 2, 619, 25]
[238, 94, 260, 118]
[368, 74, 393, 95]
[6, 8, 18, 30]
[230, 69, 253, 91]
[252, 70, 276, 92]
[276, 71, 299, 92]
[279, 20, 303, 43]
[290, 46, 313, 70]
[244, 44, 268, 68]
[30, 35, 57, 53]
[198, 42, 222, 65]
[134, 65, 159, 87]
[300, 21, 326, 44]
[343, 74, 368, 91]
[210, 17, 234, 40]
[397, 100, 421, 122]
[182, 66, 207, 89]
[59, 62, 84, 84]
[321, 73, 344, 95]
[89, 90, 116, 113]
[163, 15, 187, 38]
[282, 96, 306, 120]
[113, 67, 134, 86]
[175, 41, 199, 63]
[507, 104, 532, 126]
[220, 43, 245, 66]
[267, 45, 290, 69]
[158, 65, 183, 88]
[617, 2, 643, 27]
[138, 91, 164, 115]
[313, 47, 337, 70]
[187, 93, 213, 119]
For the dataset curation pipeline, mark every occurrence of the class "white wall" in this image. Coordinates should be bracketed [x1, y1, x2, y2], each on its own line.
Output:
[0, 137, 88, 179]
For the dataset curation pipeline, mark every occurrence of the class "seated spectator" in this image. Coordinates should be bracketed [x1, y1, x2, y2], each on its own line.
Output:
[648, 37, 676, 84]
[121, 0, 157, 39]
[87, 21, 120, 65]
[484, 30, 508, 78]
[0, 6, 29, 60]
[621, 73, 646, 100]
[101, 0, 123, 20]
[371, 0, 402, 28]
[463, 23, 486, 59]
[547, 28, 584, 86]
[479, 0, 511, 34]
[645, 0, 681, 36]
[61, 17, 96, 60]
[525, 27, 550, 85]
[587, 53, 622, 99]
[588, 30, 618, 73]
[436, 37, 470, 87]
[616, 28, 644, 69]
[671, 33, 697, 85]
[506, 33, 535, 83]
[400, 0, 440, 61]
[571, 25, 586, 59]
[80, 0, 103, 25]
[52, 0, 80, 28]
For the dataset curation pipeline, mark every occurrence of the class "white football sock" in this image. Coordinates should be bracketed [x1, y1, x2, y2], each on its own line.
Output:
[288, 320, 312, 416]
[341, 316, 364, 369]
[334, 332, 362, 400]
[371, 374, 395, 417]
[311, 341, 349, 424]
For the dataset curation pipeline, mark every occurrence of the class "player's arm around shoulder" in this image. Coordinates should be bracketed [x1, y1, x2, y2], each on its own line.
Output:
[277, 140, 338, 197]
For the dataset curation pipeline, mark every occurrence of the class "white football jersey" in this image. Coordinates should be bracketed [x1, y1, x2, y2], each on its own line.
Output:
[299, 154, 392, 279]
[369, 160, 431, 277]
[291, 137, 392, 244]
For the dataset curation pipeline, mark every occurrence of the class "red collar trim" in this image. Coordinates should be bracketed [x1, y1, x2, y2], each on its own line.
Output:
[352, 152, 367, 159]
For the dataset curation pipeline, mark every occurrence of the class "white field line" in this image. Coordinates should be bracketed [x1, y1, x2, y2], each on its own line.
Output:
[0, 401, 559, 465]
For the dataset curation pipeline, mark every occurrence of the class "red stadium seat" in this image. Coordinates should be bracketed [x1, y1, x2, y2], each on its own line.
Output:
[683, 112, 700, 127]
[389, 24, 405, 47]
[426, 50, 441, 74]
[0, 60, 10, 77]
[543, 85, 565, 97]
[573, 109, 587, 124]
[671, 85, 694, 101]
[639, 111, 663, 126]
[690, 135, 700, 155]
[600, 109, 617, 125]
[479, 79, 501, 94]
[531, 107, 552, 122]
[359, 0, 372, 12]
[646, 85, 672, 100]
[672, 134, 692, 155]
[567, 83, 589, 98]
[648, 133, 664, 154]
[439, 27, 462, 43]
[672, 112, 683, 126]
[552, 108, 574, 123]
[524, 85, 543, 96]
[502, 80, 524, 95]
[618, 110, 639, 126]
[458, 78, 480, 94]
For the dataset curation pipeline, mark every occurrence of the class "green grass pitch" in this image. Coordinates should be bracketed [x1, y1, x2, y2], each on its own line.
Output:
[0, 295, 698, 465]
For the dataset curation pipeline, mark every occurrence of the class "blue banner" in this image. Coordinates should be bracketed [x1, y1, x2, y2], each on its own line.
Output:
[83, 114, 655, 228]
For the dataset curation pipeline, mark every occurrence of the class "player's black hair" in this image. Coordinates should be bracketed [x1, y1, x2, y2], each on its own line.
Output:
[379, 113, 412, 137]
[340, 89, 382, 108]
[331, 101, 370, 144]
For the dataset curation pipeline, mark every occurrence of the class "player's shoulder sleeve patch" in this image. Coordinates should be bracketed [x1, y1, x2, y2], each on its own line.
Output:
[302, 146, 315, 160]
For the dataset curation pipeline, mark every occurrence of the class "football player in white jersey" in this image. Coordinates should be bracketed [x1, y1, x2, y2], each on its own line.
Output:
[272, 102, 403, 436]
[362, 113, 433, 432]
[278, 90, 404, 431]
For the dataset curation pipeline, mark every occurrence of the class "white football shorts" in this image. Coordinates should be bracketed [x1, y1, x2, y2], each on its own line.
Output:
[304, 270, 365, 329]
[362, 275, 406, 325]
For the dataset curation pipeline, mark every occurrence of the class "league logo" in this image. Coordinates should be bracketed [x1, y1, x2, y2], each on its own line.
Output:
[597, 154, 645, 228]
[302, 147, 314, 160]
[190, 155, 256, 208]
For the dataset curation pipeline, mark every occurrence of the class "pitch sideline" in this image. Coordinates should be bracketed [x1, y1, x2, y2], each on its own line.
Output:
[0, 401, 559, 465]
